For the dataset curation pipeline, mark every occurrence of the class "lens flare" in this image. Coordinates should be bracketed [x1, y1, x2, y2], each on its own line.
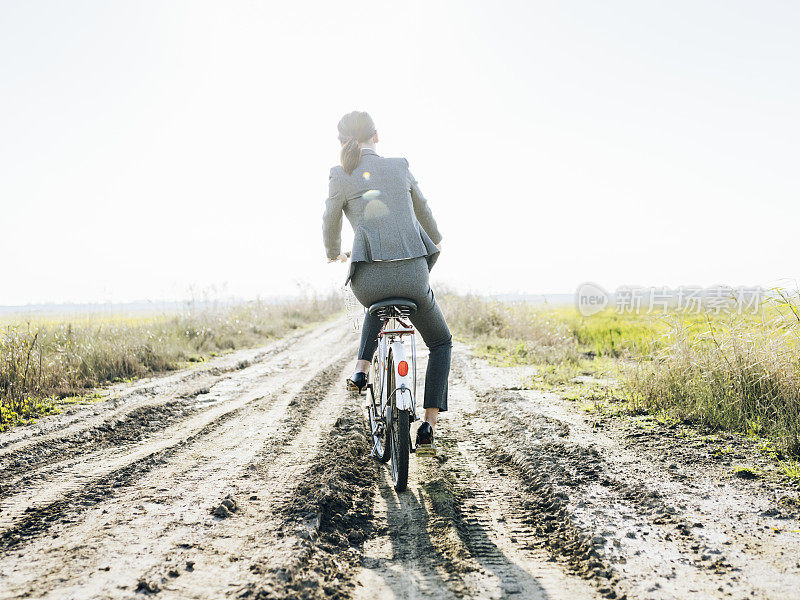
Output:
[362, 189, 381, 200]
[362, 171, 371, 180]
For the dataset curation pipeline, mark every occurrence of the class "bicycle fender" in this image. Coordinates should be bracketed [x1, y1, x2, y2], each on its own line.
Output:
[389, 340, 414, 411]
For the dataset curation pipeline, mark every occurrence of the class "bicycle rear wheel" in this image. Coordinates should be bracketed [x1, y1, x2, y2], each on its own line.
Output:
[390, 409, 410, 492]
[388, 352, 409, 492]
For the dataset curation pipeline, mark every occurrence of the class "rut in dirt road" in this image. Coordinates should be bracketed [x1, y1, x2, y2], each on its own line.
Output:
[454, 347, 800, 600]
[0, 326, 337, 550]
[0, 320, 362, 598]
[3, 320, 800, 600]
[354, 343, 598, 600]
[354, 341, 800, 600]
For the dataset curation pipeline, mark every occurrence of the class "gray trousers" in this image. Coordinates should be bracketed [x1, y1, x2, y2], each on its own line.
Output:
[349, 257, 452, 411]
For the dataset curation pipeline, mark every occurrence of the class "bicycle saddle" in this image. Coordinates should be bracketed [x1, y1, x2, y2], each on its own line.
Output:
[368, 298, 417, 316]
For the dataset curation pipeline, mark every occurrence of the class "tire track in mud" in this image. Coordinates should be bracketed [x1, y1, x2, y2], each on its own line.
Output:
[452, 349, 744, 599]
[459, 347, 800, 600]
[0, 337, 295, 459]
[354, 346, 598, 600]
[0, 356, 354, 598]
[0, 383, 210, 499]
[240, 411, 377, 600]
[358, 465, 474, 600]
[465, 387, 713, 600]
[453, 355, 741, 600]
[462, 394, 624, 598]
[0, 323, 347, 554]
[449, 355, 663, 600]
[423, 384, 607, 600]
[124, 361, 356, 599]
[9, 325, 798, 599]
[435, 438, 607, 598]
[0, 335, 302, 486]
[0, 390, 256, 552]
[0, 317, 362, 599]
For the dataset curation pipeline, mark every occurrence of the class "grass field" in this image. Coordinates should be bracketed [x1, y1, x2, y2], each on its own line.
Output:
[6, 289, 800, 458]
[440, 291, 800, 457]
[0, 295, 340, 431]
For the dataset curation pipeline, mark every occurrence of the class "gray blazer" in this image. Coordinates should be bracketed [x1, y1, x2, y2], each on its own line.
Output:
[322, 148, 442, 284]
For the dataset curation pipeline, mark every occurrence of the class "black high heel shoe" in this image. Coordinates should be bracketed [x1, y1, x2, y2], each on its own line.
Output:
[346, 372, 368, 393]
[415, 421, 435, 456]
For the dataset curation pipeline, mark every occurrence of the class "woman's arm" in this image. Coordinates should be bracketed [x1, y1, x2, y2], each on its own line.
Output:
[406, 159, 443, 245]
[322, 167, 346, 260]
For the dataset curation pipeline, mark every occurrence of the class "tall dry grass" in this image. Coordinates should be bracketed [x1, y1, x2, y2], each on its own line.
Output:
[625, 292, 800, 455]
[440, 294, 580, 364]
[440, 290, 800, 456]
[0, 295, 340, 429]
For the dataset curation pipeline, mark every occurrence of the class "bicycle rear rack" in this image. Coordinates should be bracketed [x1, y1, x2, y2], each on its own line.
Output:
[374, 304, 415, 320]
[378, 316, 414, 338]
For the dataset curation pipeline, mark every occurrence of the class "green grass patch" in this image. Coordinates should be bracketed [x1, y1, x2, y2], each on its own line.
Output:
[0, 396, 61, 431]
[623, 308, 800, 457]
[778, 461, 800, 485]
[441, 290, 800, 458]
[561, 310, 668, 357]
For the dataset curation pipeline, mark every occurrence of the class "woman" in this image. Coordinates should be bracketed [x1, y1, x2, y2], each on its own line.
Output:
[322, 110, 452, 448]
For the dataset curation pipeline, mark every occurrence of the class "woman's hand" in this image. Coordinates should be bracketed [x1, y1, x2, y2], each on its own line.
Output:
[328, 253, 349, 263]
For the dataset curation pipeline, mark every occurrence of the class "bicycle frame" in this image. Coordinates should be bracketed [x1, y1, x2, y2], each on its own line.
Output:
[376, 316, 416, 414]
[366, 307, 418, 492]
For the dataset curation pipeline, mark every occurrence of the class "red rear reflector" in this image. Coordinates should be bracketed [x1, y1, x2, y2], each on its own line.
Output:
[397, 361, 409, 377]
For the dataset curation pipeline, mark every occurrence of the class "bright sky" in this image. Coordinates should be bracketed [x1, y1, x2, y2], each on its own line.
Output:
[1, 1, 798, 305]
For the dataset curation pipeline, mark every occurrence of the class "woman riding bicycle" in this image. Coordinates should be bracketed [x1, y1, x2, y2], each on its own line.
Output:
[322, 110, 452, 449]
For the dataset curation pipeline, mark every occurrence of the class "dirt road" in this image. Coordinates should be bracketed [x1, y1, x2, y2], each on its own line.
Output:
[2, 318, 800, 599]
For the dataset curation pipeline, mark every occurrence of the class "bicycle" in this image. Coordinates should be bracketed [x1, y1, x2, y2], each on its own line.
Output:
[361, 297, 431, 492]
